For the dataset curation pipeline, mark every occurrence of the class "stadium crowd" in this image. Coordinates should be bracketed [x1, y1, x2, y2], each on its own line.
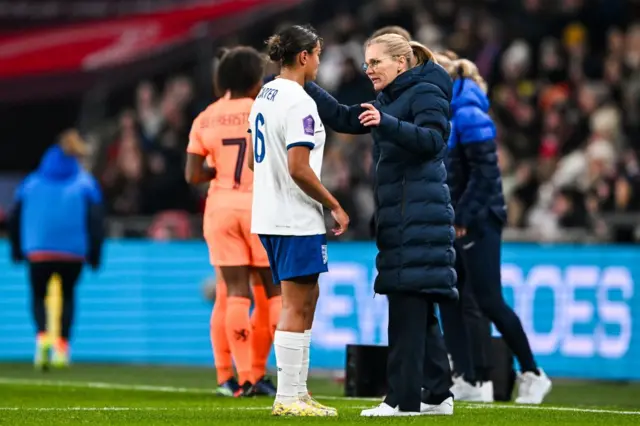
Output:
[86, 0, 640, 242]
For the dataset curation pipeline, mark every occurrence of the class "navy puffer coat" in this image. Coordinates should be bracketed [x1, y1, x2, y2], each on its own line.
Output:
[306, 61, 458, 301]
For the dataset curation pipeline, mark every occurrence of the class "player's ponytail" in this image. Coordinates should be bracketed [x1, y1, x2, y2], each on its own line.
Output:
[265, 24, 322, 67]
[453, 58, 488, 93]
[266, 35, 286, 62]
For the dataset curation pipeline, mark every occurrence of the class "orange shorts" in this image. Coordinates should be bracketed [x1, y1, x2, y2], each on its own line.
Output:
[204, 208, 269, 267]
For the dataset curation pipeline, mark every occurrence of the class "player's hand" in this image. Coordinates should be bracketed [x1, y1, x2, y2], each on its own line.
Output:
[331, 207, 350, 236]
[359, 103, 381, 127]
[455, 226, 467, 238]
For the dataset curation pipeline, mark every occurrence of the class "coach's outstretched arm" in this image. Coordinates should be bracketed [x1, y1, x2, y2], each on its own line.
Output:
[304, 82, 371, 135]
[376, 82, 449, 157]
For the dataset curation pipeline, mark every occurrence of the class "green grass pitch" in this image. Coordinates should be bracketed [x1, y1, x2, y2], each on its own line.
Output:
[0, 363, 639, 425]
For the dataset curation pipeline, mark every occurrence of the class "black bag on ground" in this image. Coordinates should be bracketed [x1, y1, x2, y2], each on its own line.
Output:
[344, 344, 388, 397]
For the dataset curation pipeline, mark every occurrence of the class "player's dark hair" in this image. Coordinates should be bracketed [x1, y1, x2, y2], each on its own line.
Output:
[266, 24, 322, 67]
[215, 46, 266, 96]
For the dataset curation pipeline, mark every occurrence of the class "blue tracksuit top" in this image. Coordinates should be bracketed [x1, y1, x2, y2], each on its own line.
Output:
[15, 145, 103, 258]
[447, 78, 506, 230]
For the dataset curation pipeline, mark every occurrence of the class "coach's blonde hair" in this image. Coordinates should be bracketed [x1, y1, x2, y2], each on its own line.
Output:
[371, 26, 412, 41]
[366, 34, 437, 69]
[450, 58, 488, 93]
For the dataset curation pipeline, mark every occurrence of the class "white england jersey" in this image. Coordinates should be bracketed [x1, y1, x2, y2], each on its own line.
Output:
[249, 78, 326, 236]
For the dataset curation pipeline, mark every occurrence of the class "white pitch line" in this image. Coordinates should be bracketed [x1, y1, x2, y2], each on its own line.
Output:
[466, 403, 640, 416]
[1, 377, 639, 416]
[0, 407, 271, 412]
[0, 377, 381, 401]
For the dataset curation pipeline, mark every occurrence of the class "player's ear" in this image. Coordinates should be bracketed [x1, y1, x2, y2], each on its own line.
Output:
[299, 50, 308, 67]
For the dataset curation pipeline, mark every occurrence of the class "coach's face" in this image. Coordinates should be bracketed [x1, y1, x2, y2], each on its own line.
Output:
[363, 43, 405, 91]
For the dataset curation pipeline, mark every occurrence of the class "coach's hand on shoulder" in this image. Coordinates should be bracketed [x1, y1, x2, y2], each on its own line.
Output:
[359, 103, 381, 127]
[331, 206, 350, 236]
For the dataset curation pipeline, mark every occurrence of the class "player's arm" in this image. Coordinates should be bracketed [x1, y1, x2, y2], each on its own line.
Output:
[185, 115, 216, 184]
[288, 147, 339, 210]
[185, 153, 216, 184]
[286, 102, 349, 235]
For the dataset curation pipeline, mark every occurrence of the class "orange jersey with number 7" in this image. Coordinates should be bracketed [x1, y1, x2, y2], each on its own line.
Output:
[187, 98, 254, 210]
[187, 97, 268, 267]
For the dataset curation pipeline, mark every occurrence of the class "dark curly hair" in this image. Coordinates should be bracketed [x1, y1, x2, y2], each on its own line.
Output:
[215, 46, 265, 96]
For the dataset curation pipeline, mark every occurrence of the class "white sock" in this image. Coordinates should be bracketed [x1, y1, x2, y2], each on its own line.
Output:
[298, 330, 311, 397]
[274, 330, 304, 404]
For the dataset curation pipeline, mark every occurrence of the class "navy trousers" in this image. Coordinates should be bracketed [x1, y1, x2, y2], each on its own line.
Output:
[440, 214, 537, 381]
[384, 294, 453, 412]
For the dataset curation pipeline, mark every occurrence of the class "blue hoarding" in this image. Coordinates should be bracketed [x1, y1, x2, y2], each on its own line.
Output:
[0, 241, 637, 380]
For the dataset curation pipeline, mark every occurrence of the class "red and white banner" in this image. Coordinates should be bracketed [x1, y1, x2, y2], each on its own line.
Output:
[0, 0, 298, 78]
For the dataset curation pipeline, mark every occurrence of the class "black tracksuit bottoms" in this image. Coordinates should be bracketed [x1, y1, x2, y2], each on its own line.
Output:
[29, 261, 83, 340]
[383, 293, 453, 412]
[440, 215, 538, 381]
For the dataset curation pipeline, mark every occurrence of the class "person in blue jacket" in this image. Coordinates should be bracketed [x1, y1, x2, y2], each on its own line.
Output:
[438, 59, 551, 405]
[8, 129, 105, 370]
[305, 34, 457, 416]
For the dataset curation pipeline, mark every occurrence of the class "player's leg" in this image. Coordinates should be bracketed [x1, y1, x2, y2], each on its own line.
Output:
[298, 283, 318, 399]
[219, 265, 254, 393]
[249, 273, 276, 395]
[209, 269, 238, 396]
[28, 261, 52, 370]
[467, 216, 551, 404]
[53, 261, 83, 368]
[207, 209, 255, 394]
[261, 234, 334, 417]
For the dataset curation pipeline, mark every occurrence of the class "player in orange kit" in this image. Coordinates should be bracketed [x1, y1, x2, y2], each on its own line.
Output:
[185, 46, 281, 397]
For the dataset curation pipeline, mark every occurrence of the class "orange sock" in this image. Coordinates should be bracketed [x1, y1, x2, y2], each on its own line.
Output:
[226, 296, 254, 385]
[56, 338, 69, 354]
[251, 283, 271, 380]
[268, 295, 282, 338]
[210, 279, 233, 384]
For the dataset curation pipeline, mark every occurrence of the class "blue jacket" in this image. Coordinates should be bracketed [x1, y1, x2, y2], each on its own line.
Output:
[306, 62, 458, 300]
[9, 145, 105, 266]
[447, 78, 506, 233]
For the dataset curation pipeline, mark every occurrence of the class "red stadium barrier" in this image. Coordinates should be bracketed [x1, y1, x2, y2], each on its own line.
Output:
[0, 0, 298, 78]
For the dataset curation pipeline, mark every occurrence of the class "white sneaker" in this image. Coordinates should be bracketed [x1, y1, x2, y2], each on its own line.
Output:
[360, 403, 420, 417]
[515, 369, 552, 404]
[451, 376, 484, 402]
[420, 396, 454, 415]
[479, 381, 494, 403]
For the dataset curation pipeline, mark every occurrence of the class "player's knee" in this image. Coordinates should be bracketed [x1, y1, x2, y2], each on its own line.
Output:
[226, 282, 251, 298]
